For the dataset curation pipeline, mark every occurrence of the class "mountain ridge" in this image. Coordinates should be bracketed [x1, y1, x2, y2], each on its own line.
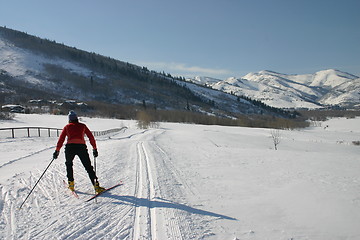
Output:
[189, 69, 359, 109]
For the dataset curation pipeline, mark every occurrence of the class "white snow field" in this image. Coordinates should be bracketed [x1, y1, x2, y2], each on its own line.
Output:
[0, 114, 359, 240]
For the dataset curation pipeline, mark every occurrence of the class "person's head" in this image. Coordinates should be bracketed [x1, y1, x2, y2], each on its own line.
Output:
[68, 110, 78, 123]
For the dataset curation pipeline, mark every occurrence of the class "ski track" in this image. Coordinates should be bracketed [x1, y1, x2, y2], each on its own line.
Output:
[131, 132, 203, 240]
[150, 141, 202, 239]
[0, 145, 55, 169]
[133, 141, 155, 239]
[0, 127, 210, 239]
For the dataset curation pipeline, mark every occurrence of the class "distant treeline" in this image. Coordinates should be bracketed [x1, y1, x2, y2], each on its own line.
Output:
[299, 109, 360, 121]
[70, 101, 309, 129]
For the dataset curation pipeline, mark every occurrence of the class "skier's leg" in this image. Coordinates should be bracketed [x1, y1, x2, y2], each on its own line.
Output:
[64, 145, 76, 182]
[78, 145, 97, 185]
[78, 145, 105, 193]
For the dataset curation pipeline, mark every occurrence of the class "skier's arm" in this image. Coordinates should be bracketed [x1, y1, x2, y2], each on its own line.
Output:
[85, 126, 97, 150]
[56, 126, 67, 151]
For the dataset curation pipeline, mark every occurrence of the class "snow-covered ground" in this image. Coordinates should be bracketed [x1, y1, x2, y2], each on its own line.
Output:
[0, 114, 359, 240]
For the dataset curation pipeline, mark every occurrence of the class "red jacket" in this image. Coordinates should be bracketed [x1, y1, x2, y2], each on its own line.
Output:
[56, 122, 97, 151]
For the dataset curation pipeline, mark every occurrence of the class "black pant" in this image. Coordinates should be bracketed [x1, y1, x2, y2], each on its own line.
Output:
[65, 144, 97, 185]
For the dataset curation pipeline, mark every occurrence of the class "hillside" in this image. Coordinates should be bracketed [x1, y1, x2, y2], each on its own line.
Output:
[188, 69, 360, 109]
[0, 26, 293, 121]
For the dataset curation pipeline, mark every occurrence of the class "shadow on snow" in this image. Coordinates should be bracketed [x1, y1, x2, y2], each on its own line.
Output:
[105, 194, 237, 221]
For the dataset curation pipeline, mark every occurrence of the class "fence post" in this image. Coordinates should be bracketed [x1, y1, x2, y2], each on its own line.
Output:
[12, 128, 14, 138]
[27, 128, 30, 137]
[38, 128, 41, 137]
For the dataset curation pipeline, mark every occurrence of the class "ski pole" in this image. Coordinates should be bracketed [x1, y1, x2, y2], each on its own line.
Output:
[93, 156, 98, 203]
[19, 157, 56, 209]
[94, 156, 97, 175]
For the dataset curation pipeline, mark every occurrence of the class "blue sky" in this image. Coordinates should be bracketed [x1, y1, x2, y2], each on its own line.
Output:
[1, 0, 359, 79]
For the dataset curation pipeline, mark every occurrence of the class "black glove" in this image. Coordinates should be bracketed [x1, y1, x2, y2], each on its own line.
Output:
[93, 149, 98, 158]
[53, 150, 59, 159]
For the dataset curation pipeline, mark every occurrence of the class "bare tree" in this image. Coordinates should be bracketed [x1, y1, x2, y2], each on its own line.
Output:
[271, 129, 281, 150]
[136, 110, 160, 129]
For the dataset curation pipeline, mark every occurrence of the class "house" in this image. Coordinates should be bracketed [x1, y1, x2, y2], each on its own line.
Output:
[1, 104, 25, 113]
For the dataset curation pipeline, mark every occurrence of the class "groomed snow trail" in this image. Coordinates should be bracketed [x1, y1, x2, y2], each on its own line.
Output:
[0, 126, 220, 239]
[129, 130, 199, 239]
[133, 141, 157, 239]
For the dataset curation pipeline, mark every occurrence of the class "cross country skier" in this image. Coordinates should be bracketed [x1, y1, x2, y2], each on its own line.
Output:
[53, 110, 105, 193]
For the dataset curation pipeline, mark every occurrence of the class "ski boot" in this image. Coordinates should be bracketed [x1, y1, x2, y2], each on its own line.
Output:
[68, 181, 75, 191]
[94, 181, 106, 194]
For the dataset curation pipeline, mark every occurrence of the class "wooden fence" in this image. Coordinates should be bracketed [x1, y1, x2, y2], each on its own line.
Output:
[92, 127, 128, 137]
[0, 126, 127, 138]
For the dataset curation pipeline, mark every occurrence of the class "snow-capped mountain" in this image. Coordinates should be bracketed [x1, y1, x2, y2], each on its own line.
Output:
[189, 69, 360, 109]
[190, 76, 221, 86]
